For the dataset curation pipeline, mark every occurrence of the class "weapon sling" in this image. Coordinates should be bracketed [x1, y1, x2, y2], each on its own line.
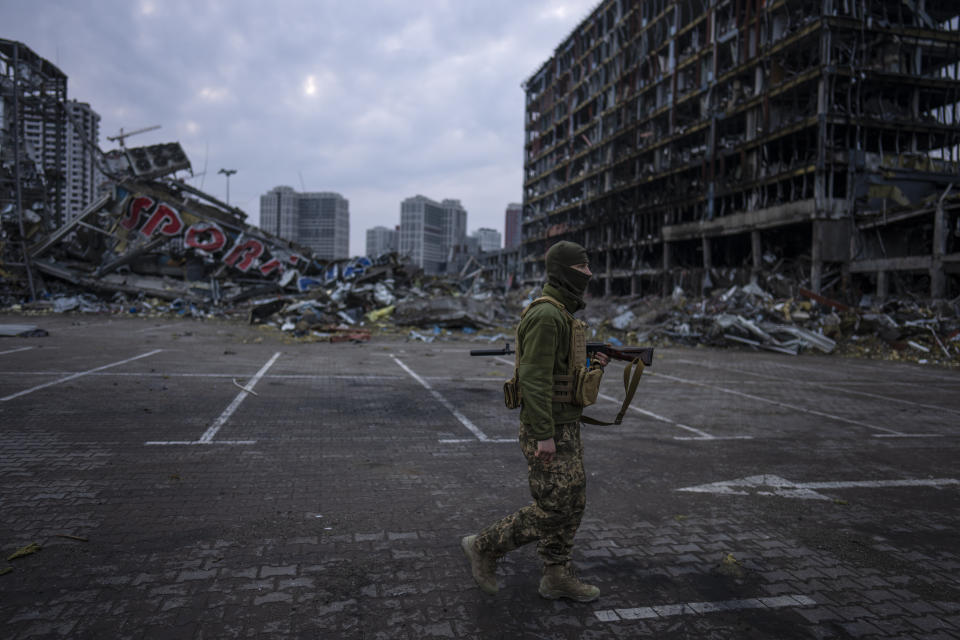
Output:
[580, 356, 645, 426]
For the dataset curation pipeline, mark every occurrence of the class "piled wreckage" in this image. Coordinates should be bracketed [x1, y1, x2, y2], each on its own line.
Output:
[0, 138, 520, 341]
[1, 139, 957, 365]
[582, 282, 960, 367]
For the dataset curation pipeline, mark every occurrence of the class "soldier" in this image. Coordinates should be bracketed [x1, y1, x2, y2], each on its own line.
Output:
[461, 240, 608, 602]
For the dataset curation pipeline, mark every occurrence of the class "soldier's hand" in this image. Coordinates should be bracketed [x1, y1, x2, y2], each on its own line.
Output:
[593, 352, 609, 368]
[536, 438, 556, 464]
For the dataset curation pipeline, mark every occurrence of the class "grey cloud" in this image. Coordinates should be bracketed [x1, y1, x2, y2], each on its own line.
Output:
[2, 0, 599, 254]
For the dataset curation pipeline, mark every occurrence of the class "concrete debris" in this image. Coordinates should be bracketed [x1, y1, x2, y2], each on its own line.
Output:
[2, 141, 956, 365]
[0, 324, 47, 337]
[0, 139, 518, 341]
[582, 283, 960, 367]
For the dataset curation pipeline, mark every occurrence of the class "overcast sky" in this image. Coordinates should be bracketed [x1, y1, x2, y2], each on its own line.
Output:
[3, 0, 599, 256]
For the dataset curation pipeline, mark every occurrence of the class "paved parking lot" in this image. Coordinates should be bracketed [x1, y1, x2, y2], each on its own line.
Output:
[1, 313, 958, 639]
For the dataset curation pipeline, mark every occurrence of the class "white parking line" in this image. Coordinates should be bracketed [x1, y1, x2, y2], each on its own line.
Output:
[134, 322, 185, 334]
[0, 350, 163, 402]
[829, 359, 959, 383]
[500, 356, 739, 441]
[595, 594, 816, 622]
[145, 352, 280, 446]
[142, 440, 257, 446]
[649, 371, 931, 438]
[0, 371, 406, 381]
[597, 392, 740, 440]
[198, 352, 281, 443]
[0, 346, 34, 356]
[735, 356, 959, 384]
[439, 438, 516, 444]
[674, 358, 960, 418]
[391, 355, 491, 442]
[676, 474, 960, 499]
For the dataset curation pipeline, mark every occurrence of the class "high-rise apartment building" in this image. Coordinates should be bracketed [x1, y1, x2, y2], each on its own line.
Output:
[22, 99, 100, 225]
[441, 199, 467, 252]
[399, 195, 446, 275]
[366, 225, 397, 257]
[62, 101, 101, 222]
[472, 227, 502, 253]
[399, 195, 469, 275]
[2, 40, 69, 228]
[523, 1, 960, 299]
[260, 186, 299, 240]
[260, 186, 349, 260]
[504, 203, 522, 249]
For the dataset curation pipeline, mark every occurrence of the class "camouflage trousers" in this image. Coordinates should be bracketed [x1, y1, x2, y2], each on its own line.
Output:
[475, 421, 586, 566]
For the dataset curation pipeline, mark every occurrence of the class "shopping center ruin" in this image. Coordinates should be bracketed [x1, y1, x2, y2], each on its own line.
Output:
[521, 0, 960, 301]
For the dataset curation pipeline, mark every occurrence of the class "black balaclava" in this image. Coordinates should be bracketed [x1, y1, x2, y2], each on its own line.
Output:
[545, 240, 590, 299]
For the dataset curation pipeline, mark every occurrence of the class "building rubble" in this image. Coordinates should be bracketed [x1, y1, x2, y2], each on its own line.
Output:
[2, 137, 957, 364]
[0, 139, 518, 344]
[581, 282, 960, 367]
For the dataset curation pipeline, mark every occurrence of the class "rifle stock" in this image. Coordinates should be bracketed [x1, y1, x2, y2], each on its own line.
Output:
[586, 343, 654, 366]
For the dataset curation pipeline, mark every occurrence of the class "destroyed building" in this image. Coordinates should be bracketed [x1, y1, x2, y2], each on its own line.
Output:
[0, 40, 385, 312]
[0, 38, 509, 341]
[3, 31, 956, 364]
[522, 1, 960, 302]
[1, 40, 69, 234]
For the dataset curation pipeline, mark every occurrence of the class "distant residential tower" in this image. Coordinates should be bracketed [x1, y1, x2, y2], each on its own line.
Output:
[472, 227, 502, 253]
[366, 225, 397, 257]
[504, 203, 522, 249]
[399, 195, 469, 275]
[260, 186, 349, 260]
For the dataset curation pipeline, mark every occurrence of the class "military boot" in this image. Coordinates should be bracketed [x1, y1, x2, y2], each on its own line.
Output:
[461, 535, 498, 595]
[538, 563, 600, 602]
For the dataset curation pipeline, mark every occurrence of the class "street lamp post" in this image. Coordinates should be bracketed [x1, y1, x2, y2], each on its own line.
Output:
[218, 168, 237, 205]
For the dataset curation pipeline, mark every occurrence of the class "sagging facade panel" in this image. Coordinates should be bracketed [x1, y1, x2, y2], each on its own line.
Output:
[522, 0, 960, 300]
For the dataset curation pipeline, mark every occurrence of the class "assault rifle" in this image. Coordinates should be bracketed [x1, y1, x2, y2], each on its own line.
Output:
[470, 342, 655, 367]
[470, 342, 654, 426]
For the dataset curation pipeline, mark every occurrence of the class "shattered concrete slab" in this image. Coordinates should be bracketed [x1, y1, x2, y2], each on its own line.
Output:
[0, 324, 46, 337]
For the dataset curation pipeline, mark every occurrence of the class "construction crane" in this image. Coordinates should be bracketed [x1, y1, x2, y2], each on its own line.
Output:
[107, 124, 161, 148]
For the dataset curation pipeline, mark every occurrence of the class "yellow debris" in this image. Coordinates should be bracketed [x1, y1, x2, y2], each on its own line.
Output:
[7, 543, 41, 561]
[365, 305, 395, 322]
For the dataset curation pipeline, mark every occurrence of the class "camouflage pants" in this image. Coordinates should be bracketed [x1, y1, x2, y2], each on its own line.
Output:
[475, 421, 586, 566]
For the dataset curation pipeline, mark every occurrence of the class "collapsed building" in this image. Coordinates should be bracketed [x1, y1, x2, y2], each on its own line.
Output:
[0, 39, 410, 317]
[521, 0, 960, 302]
[2, 32, 957, 363]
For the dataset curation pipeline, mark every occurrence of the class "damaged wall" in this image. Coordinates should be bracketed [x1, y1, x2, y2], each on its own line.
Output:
[521, 0, 960, 301]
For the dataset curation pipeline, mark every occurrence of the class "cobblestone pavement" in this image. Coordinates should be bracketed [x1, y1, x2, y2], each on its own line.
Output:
[1, 313, 958, 639]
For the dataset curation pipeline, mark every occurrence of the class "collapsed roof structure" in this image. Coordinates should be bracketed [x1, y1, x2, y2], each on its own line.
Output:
[0, 39, 388, 309]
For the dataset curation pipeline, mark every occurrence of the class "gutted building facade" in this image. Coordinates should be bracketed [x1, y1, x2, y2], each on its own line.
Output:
[522, 1, 960, 301]
[1, 39, 69, 230]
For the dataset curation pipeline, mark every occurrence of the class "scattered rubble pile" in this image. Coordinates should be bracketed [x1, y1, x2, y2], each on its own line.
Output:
[582, 283, 960, 367]
[242, 266, 522, 343]
[0, 139, 516, 343]
[2, 141, 957, 364]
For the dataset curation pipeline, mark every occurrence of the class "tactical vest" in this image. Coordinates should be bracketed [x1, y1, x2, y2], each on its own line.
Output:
[503, 295, 602, 409]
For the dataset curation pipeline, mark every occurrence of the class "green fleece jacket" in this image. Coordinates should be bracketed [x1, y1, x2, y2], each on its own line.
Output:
[517, 283, 586, 440]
